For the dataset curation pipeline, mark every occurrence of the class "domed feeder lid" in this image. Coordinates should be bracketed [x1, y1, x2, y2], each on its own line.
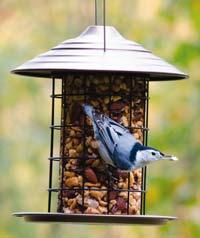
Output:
[12, 25, 188, 80]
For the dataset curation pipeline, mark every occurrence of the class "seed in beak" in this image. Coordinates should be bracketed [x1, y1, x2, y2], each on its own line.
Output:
[163, 155, 178, 161]
[169, 155, 178, 161]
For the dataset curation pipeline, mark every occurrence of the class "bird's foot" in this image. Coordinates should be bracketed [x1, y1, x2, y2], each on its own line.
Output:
[105, 166, 119, 185]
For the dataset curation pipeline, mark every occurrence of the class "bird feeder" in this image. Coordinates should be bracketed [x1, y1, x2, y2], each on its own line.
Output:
[12, 1, 188, 225]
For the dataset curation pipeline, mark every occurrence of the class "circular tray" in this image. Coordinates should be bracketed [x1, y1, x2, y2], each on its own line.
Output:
[13, 212, 177, 225]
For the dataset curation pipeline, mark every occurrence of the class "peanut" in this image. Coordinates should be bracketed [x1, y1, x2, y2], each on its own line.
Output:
[90, 140, 99, 150]
[65, 177, 79, 188]
[90, 190, 105, 200]
[76, 143, 83, 153]
[64, 171, 75, 178]
[69, 149, 77, 158]
[98, 206, 108, 214]
[85, 207, 100, 214]
[84, 182, 101, 187]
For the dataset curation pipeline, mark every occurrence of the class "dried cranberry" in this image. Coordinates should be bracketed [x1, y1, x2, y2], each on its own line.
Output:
[110, 101, 126, 112]
[84, 167, 98, 183]
[113, 169, 128, 179]
[116, 197, 127, 211]
[109, 191, 118, 200]
[63, 190, 76, 198]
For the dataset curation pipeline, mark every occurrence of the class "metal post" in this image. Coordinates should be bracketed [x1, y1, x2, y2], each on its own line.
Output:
[48, 78, 55, 212]
[59, 78, 67, 212]
[141, 79, 149, 215]
[127, 76, 133, 214]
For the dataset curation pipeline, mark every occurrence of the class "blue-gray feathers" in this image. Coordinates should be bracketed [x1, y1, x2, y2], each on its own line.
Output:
[83, 104, 141, 171]
[83, 104, 93, 119]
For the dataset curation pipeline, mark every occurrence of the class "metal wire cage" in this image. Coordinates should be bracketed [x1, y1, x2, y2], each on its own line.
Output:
[12, 24, 187, 224]
[51, 73, 149, 216]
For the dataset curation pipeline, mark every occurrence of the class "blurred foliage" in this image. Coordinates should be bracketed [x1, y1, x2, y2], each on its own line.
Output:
[0, 0, 200, 238]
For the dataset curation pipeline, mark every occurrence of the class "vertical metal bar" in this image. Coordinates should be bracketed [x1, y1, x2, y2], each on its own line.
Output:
[107, 74, 112, 214]
[95, 0, 97, 25]
[127, 75, 133, 214]
[103, 0, 106, 52]
[59, 78, 67, 212]
[141, 79, 149, 215]
[144, 80, 149, 146]
[48, 77, 55, 212]
[82, 75, 87, 213]
[143, 79, 149, 215]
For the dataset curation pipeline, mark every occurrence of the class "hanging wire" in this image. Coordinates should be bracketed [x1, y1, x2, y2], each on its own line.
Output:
[103, 0, 106, 52]
[95, 0, 97, 25]
[94, 0, 106, 51]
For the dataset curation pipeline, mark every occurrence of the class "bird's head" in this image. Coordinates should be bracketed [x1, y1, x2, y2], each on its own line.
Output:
[136, 147, 178, 166]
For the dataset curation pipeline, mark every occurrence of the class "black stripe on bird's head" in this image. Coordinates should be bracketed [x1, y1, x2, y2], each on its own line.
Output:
[130, 143, 178, 167]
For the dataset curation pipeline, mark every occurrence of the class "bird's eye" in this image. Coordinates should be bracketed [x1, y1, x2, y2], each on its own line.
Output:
[151, 152, 156, 156]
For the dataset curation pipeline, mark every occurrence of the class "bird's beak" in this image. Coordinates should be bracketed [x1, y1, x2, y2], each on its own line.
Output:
[162, 154, 178, 161]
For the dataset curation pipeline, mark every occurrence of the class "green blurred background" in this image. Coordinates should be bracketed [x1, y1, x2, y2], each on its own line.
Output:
[0, 0, 200, 237]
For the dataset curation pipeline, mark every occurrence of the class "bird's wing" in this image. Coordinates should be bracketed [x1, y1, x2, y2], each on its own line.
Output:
[92, 111, 129, 156]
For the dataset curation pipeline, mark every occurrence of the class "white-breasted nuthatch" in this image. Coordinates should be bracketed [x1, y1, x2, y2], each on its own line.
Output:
[83, 104, 178, 171]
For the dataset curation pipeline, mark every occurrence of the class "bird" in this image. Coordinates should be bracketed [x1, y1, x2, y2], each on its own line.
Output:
[83, 104, 178, 171]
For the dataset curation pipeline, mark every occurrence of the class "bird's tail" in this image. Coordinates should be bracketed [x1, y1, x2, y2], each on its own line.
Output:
[82, 104, 94, 119]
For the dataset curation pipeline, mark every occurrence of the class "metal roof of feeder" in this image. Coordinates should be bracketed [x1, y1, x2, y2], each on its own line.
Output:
[12, 25, 188, 80]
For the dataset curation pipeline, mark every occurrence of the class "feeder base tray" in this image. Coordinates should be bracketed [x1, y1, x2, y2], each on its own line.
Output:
[13, 212, 177, 225]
